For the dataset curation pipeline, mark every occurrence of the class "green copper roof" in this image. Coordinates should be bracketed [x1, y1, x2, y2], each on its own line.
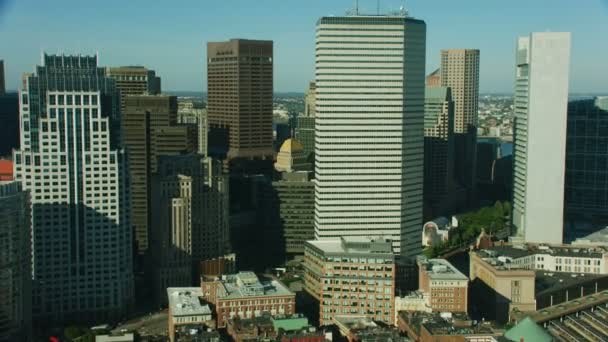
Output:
[505, 317, 553, 342]
[271, 316, 310, 332]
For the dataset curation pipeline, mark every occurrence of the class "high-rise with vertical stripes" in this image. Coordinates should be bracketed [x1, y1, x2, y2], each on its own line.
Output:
[314, 14, 426, 258]
[512, 33, 571, 244]
[12, 54, 133, 323]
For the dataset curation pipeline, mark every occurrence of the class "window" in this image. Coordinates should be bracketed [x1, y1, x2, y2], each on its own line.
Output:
[49, 95, 56, 105]
[58, 95, 64, 105]
[91, 95, 98, 105]
[83, 95, 90, 105]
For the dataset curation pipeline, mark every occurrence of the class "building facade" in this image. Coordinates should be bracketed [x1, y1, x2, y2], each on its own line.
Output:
[314, 15, 426, 257]
[440, 49, 480, 207]
[469, 249, 536, 322]
[122, 95, 197, 254]
[167, 287, 215, 342]
[13, 54, 133, 322]
[303, 237, 396, 326]
[152, 154, 230, 279]
[207, 39, 274, 172]
[0, 181, 32, 341]
[271, 171, 315, 258]
[565, 97, 608, 224]
[512, 33, 571, 244]
[106, 66, 161, 110]
[201, 272, 296, 328]
[417, 257, 468, 313]
[423, 86, 455, 219]
[275, 139, 310, 173]
[0, 92, 19, 157]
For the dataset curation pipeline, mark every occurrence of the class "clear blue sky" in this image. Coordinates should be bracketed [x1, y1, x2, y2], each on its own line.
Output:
[1, 0, 607, 93]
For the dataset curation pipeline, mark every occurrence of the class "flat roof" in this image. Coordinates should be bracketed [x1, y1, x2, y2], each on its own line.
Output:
[422, 259, 468, 281]
[483, 245, 606, 259]
[306, 237, 394, 256]
[167, 288, 212, 317]
[218, 272, 294, 300]
[95, 333, 134, 342]
[512, 290, 608, 323]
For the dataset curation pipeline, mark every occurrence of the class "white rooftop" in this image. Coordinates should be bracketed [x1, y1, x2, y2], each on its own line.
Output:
[95, 333, 134, 342]
[306, 237, 394, 255]
[167, 287, 212, 317]
[422, 259, 468, 281]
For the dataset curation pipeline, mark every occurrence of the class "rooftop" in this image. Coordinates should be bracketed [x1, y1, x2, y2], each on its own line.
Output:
[420, 258, 468, 281]
[398, 311, 500, 337]
[167, 287, 212, 317]
[217, 272, 294, 299]
[306, 237, 394, 256]
[512, 290, 608, 324]
[573, 226, 608, 247]
[474, 244, 607, 270]
[95, 333, 135, 342]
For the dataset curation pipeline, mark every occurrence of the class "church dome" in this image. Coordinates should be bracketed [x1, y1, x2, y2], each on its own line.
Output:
[279, 139, 304, 153]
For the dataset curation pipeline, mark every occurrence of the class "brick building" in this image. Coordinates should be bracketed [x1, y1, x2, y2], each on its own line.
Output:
[417, 257, 468, 313]
[201, 272, 295, 327]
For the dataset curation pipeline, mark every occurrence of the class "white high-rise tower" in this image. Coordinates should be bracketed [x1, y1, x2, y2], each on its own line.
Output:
[314, 14, 426, 257]
[512, 32, 571, 244]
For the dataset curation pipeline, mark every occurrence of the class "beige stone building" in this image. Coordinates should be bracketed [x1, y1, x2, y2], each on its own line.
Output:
[440, 49, 480, 134]
[303, 237, 396, 326]
[469, 249, 536, 322]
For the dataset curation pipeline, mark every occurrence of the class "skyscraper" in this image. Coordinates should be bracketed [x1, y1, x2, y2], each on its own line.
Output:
[565, 97, 608, 225]
[295, 82, 316, 161]
[423, 86, 455, 219]
[314, 14, 426, 257]
[0, 181, 32, 341]
[207, 39, 274, 173]
[13, 54, 133, 322]
[122, 95, 197, 255]
[0, 59, 5, 95]
[0, 92, 19, 157]
[440, 49, 480, 206]
[106, 66, 161, 109]
[512, 33, 571, 244]
[152, 154, 230, 268]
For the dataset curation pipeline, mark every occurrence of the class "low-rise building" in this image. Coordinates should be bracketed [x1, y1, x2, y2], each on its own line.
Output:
[227, 315, 276, 342]
[397, 312, 503, 342]
[167, 288, 215, 342]
[95, 333, 135, 342]
[303, 237, 396, 326]
[484, 244, 608, 275]
[333, 316, 410, 342]
[201, 272, 296, 327]
[418, 257, 469, 313]
[469, 249, 537, 323]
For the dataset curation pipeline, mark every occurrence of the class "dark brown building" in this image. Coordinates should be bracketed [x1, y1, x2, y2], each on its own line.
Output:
[122, 95, 197, 254]
[0, 60, 5, 95]
[207, 39, 274, 173]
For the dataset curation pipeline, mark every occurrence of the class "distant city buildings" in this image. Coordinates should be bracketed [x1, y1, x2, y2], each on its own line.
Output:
[440, 49, 480, 208]
[303, 237, 396, 326]
[512, 32, 571, 244]
[0, 181, 32, 341]
[565, 97, 608, 226]
[207, 39, 274, 173]
[314, 14, 426, 257]
[13, 54, 133, 322]
[201, 272, 296, 328]
[122, 95, 197, 255]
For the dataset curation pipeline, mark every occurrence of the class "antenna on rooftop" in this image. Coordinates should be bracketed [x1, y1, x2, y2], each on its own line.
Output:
[377, 0, 380, 15]
[355, 0, 359, 15]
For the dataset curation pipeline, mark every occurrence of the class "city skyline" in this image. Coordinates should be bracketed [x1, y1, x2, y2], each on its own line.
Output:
[0, 0, 606, 93]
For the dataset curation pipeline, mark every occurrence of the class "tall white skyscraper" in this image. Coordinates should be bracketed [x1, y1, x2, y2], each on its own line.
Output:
[512, 33, 571, 244]
[314, 14, 426, 257]
[13, 54, 133, 322]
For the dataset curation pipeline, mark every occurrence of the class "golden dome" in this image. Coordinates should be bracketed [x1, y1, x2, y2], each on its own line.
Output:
[279, 139, 304, 153]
